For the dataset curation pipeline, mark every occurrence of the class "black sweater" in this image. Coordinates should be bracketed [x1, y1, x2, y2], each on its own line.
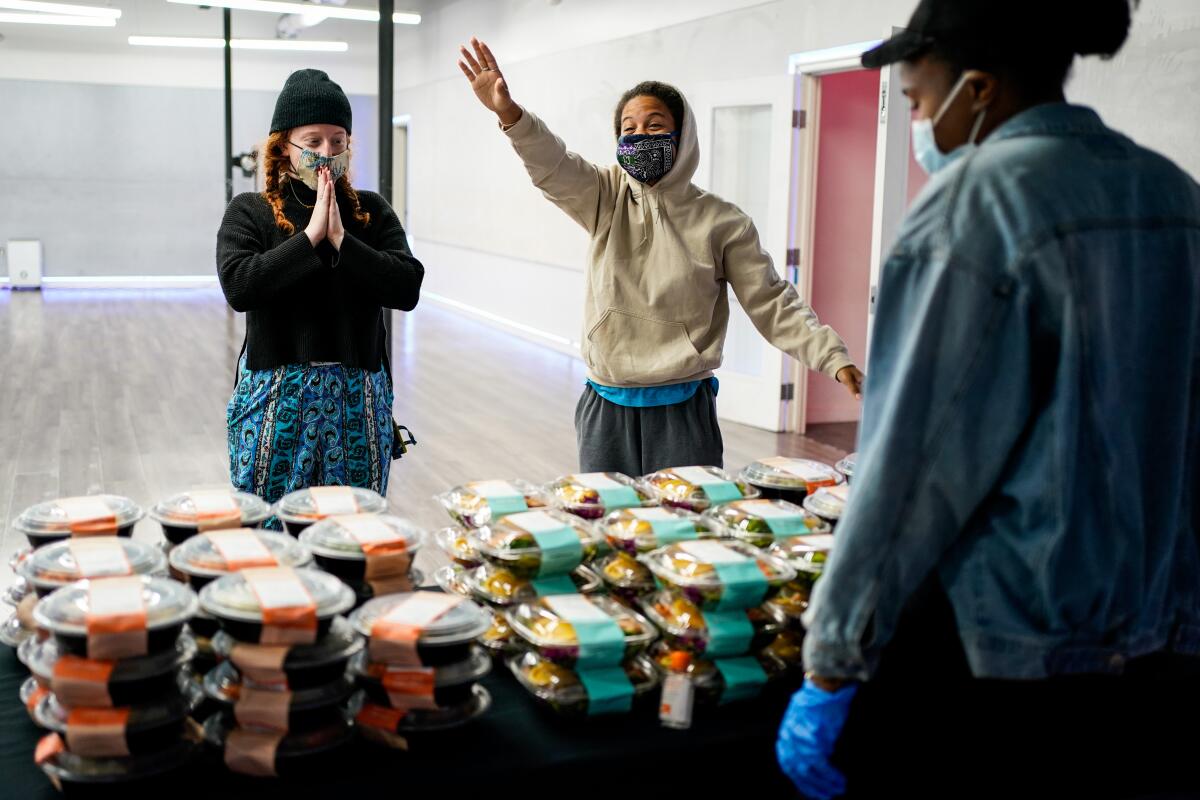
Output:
[216, 179, 423, 372]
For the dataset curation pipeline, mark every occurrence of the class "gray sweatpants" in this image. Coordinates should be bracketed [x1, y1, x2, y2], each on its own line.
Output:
[575, 383, 725, 476]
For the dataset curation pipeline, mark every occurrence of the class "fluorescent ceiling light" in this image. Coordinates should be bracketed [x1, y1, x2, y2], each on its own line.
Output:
[129, 34, 348, 51]
[232, 37, 347, 50]
[0, 11, 114, 24]
[166, 0, 419, 24]
[0, 0, 120, 18]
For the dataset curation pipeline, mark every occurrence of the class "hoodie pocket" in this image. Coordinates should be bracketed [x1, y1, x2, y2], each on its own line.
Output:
[586, 308, 705, 385]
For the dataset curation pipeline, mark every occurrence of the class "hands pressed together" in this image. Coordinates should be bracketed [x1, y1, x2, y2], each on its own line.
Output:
[304, 166, 345, 251]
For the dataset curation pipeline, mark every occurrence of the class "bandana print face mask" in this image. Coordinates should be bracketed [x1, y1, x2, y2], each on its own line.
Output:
[616, 132, 678, 184]
[290, 144, 351, 190]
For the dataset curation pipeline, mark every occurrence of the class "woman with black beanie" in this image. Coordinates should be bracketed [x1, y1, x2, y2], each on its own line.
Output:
[217, 69, 423, 525]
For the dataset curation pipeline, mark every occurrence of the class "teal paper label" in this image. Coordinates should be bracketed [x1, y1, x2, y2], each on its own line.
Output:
[578, 666, 635, 715]
[530, 575, 578, 597]
[715, 656, 768, 705]
[530, 527, 585, 577]
[703, 610, 755, 658]
[713, 560, 770, 611]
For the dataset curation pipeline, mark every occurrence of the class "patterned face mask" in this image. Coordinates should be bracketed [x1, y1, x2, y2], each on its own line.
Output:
[616, 132, 678, 184]
[289, 143, 351, 190]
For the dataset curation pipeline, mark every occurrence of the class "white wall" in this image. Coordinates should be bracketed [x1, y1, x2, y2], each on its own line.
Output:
[396, 0, 1200, 352]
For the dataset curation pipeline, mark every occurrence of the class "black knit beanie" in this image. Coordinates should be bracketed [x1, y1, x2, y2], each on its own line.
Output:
[270, 69, 352, 135]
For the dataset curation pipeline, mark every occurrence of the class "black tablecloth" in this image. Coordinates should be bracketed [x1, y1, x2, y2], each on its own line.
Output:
[0, 644, 801, 798]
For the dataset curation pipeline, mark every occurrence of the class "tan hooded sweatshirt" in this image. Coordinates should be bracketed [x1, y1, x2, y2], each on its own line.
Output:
[503, 98, 854, 389]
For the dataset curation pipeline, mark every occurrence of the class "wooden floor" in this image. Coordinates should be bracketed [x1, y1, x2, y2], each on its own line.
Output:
[0, 289, 854, 594]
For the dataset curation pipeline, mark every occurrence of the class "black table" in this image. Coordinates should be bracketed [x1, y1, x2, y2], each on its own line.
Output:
[1, 643, 801, 798]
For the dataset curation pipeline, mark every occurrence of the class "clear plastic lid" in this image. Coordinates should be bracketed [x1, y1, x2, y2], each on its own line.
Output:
[198, 568, 354, 623]
[36, 677, 203, 733]
[432, 527, 482, 566]
[210, 616, 363, 667]
[435, 480, 553, 529]
[438, 562, 604, 607]
[1, 611, 32, 647]
[350, 645, 492, 688]
[299, 514, 425, 560]
[14, 495, 145, 537]
[33, 576, 199, 635]
[644, 466, 759, 511]
[545, 473, 657, 516]
[835, 453, 857, 479]
[149, 490, 271, 528]
[349, 591, 490, 646]
[639, 540, 796, 590]
[169, 530, 312, 579]
[596, 551, 656, 590]
[507, 651, 659, 706]
[802, 484, 850, 521]
[5, 580, 32, 608]
[505, 595, 657, 652]
[22, 632, 197, 684]
[20, 676, 44, 712]
[601, 507, 722, 554]
[355, 684, 493, 735]
[471, 510, 606, 568]
[275, 486, 387, 523]
[638, 589, 781, 641]
[204, 660, 353, 710]
[768, 534, 833, 573]
[20, 537, 166, 593]
[39, 737, 199, 784]
[740, 457, 844, 492]
[203, 708, 353, 757]
[705, 500, 832, 545]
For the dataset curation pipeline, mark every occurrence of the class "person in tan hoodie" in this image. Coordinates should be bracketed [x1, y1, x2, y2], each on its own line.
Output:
[459, 38, 863, 476]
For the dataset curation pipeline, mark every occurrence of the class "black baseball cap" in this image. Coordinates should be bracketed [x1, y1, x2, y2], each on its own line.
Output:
[861, 0, 1016, 68]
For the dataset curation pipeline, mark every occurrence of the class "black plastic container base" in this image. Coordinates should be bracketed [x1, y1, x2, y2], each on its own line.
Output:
[54, 623, 186, 660]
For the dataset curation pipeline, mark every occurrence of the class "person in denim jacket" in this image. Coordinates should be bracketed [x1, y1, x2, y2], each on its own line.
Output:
[778, 0, 1200, 797]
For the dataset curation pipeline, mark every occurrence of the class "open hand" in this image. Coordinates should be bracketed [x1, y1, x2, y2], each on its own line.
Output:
[458, 37, 521, 127]
[836, 366, 865, 400]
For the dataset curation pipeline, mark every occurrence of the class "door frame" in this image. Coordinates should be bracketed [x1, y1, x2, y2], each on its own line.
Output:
[785, 34, 911, 433]
[690, 74, 800, 433]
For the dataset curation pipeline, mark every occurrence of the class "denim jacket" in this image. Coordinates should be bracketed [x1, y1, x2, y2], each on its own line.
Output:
[803, 104, 1200, 680]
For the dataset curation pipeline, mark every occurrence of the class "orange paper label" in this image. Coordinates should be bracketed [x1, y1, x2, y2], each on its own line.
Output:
[206, 530, 278, 571]
[225, 727, 283, 777]
[241, 567, 317, 645]
[55, 497, 119, 535]
[368, 592, 462, 666]
[309, 486, 360, 517]
[26, 685, 50, 714]
[188, 491, 243, 531]
[67, 538, 132, 578]
[52, 657, 116, 708]
[34, 733, 65, 765]
[380, 667, 438, 711]
[355, 703, 407, 732]
[230, 642, 291, 688]
[85, 577, 148, 659]
[234, 685, 292, 732]
[66, 707, 130, 757]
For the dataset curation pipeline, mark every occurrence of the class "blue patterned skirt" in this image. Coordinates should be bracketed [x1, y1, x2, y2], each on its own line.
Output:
[227, 358, 394, 530]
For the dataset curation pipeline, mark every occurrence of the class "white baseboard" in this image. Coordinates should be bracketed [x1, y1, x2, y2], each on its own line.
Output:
[1, 275, 220, 289]
[423, 291, 582, 361]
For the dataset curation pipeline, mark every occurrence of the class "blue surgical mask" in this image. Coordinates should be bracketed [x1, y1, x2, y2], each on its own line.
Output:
[616, 132, 678, 184]
[910, 73, 988, 175]
[289, 142, 350, 190]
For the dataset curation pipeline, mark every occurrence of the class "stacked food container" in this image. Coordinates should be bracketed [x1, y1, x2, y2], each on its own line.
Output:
[738, 457, 843, 505]
[433, 480, 606, 653]
[299, 513, 425, 608]
[274, 486, 388, 538]
[347, 591, 493, 748]
[638, 537, 801, 711]
[27, 573, 202, 793]
[168, 528, 312, 673]
[196, 566, 359, 778]
[4, 496, 145, 652]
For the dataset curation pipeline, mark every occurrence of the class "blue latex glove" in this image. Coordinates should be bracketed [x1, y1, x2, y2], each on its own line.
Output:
[776, 680, 858, 799]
